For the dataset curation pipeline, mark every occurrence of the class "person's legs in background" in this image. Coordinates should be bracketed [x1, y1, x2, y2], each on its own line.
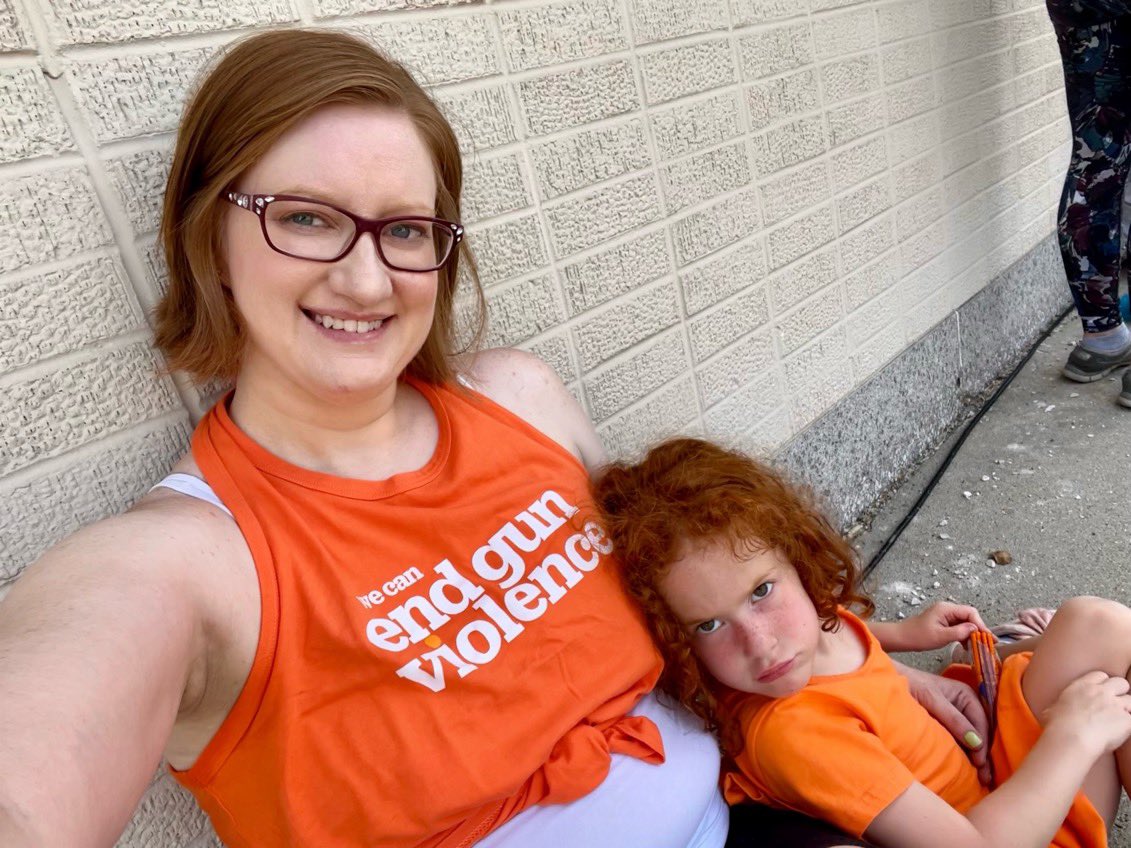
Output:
[1049, 3, 1131, 383]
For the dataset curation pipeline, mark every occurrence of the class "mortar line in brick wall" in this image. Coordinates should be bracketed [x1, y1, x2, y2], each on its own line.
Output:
[47, 27, 262, 60]
[0, 149, 84, 178]
[20, 28, 199, 419]
[0, 328, 154, 389]
[293, 0, 316, 25]
[0, 408, 192, 494]
[0, 50, 39, 68]
[629, 17, 749, 434]
[0, 244, 127, 286]
[98, 133, 175, 160]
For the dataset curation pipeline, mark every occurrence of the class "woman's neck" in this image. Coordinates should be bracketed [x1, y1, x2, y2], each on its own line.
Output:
[227, 372, 438, 481]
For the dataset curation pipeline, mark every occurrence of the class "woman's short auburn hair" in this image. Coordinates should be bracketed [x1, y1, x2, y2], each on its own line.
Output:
[153, 28, 484, 386]
[591, 437, 873, 751]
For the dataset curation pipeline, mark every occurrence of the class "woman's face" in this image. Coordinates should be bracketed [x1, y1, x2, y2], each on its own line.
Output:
[223, 104, 441, 402]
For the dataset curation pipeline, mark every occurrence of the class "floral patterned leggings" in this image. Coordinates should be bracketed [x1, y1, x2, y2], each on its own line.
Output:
[1049, 0, 1131, 332]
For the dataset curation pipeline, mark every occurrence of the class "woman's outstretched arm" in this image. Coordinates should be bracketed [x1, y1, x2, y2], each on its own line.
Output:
[0, 501, 224, 847]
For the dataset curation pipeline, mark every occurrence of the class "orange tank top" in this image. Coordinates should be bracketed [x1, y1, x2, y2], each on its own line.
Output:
[172, 378, 664, 848]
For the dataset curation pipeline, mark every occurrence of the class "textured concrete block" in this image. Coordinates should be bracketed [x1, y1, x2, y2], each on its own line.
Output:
[739, 406, 792, 455]
[767, 204, 836, 269]
[47, 0, 293, 45]
[886, 75, 936, 125]
[892, 152, 941, 202]
[561, 230, 670, 315]
[0, 167, 112, 275]
[776, 317, 961, 530]
[69, 47, 213, 143]
[812, 7, 875, 59]
[746, 68, 819, 130]
[522, 333, 576, 384]
[585, 330, 688, 421]
[899, 216, 947, 273]
[750, 115, 826, 175]
[759, 160, 829, 227]
[630, 0, 729, 44]
[598, 376, 697, 459]
[671, 188, 761, 266]
[831, 135, 886, 192]
[640, 38, 735, 105]
[1, 256, 144, 371]
[545, 174, 661, 258]
[468, 213, 548, 287]
[821, 54, 880, 103]
[499, 0, 626, 71]
[877, 0, 931, 44]
[937, 50, 1011, 105]
[114, 770, 218, 848]
[436, 84, 518, 153]
[530, 120, 650, 201]
[852, 321, 905, 380]
[887, 113, 938, 166]
[363, 15, 499, 85]
[840, 215, 894, 269]
[661, 141, 752, 213]
[650, 92, 742, 161]
[769, 246, 839, 312]
[314, 0, 479, 14]
[574, 280, 680, 368]
[484, 274, 565, 347]
[462, 152, 531, 223]
[0, 67, 74, 163]
[737, 22, 813, 81]
[1012, 33, 1058, 75]
[0, 0, 31, 50]
[688, 285, 770, 362]
[930, 0, 984, 30]
[703, 371, 783, 438]
[846, 285, 901, 348]
[731, 0, 807, 26]
[680, 240, 767, 315]
[895, 184, 945, 240]
[695, 328, 775, 407]
[143, 240, 168, 296]
[518, 60, 638, 136]
[844, 258, 899, 310]
[881, 37, 932, 84]
[783, 328, 853, 428]
[1, 420, 190, 582]
[106, 147, 172, 234]
[0, 343, 181, 477]
[825, 92, 885, 148]
[838, 176, 891, 233]
[932, 19, 1010, 68]
[776, 285, 841, 354]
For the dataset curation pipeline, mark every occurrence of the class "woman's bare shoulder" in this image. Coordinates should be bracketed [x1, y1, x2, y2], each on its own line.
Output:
[454, 348, 607, 470]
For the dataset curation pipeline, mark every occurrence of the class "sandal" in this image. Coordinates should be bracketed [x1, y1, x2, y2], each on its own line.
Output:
[950, 607, 1056, 664]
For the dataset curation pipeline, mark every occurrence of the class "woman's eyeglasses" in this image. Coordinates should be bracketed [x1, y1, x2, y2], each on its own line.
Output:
[224, 192, 463, 272]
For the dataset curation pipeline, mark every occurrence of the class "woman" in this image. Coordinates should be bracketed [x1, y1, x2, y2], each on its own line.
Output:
[0, 29, 988, 847]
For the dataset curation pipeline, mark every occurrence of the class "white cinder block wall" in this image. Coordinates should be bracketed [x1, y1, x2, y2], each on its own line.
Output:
[1, 0, 1068, 842]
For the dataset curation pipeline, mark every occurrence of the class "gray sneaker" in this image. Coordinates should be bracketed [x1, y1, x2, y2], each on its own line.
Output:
[1119, 370, 1131, 407]
[1062, 340, 1131, 382]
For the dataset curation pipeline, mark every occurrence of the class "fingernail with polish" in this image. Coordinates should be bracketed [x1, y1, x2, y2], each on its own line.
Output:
[963, 731, 983, 749]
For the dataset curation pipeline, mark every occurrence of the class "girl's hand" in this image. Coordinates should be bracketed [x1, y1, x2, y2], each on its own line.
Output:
[894, 602, 989, 652]
[1043, 670, 1131, 756]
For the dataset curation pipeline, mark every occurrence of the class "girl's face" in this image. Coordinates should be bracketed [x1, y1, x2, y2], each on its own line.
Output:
[659, 540, 830, 698]
[223, 104, 441, 404]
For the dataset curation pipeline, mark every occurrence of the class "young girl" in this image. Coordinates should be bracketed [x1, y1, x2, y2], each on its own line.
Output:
[591, 437, 1131, 848]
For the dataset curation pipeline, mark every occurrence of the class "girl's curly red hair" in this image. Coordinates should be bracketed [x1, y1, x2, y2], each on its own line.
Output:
[591, 437, 873, 751]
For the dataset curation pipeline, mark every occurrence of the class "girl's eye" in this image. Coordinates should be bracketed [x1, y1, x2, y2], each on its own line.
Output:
[751, 582, 774, 601]
[695, 619, 722, 635]
[387, 221, 429, 240]
[282, 211, 328, 228]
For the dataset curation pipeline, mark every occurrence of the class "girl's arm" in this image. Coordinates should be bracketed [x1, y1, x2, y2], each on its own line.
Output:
[864, 671, 1131, 848]
[868, 602, 987, 653]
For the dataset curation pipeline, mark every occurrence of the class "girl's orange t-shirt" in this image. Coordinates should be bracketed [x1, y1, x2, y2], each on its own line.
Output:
[172, 378, 664, 848]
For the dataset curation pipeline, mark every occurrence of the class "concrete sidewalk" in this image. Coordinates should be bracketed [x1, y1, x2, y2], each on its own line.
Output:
[854, 312, 1131, 843]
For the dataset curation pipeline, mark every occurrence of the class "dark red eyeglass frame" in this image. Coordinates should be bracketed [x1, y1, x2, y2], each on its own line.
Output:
[224, 191, 464, 271]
